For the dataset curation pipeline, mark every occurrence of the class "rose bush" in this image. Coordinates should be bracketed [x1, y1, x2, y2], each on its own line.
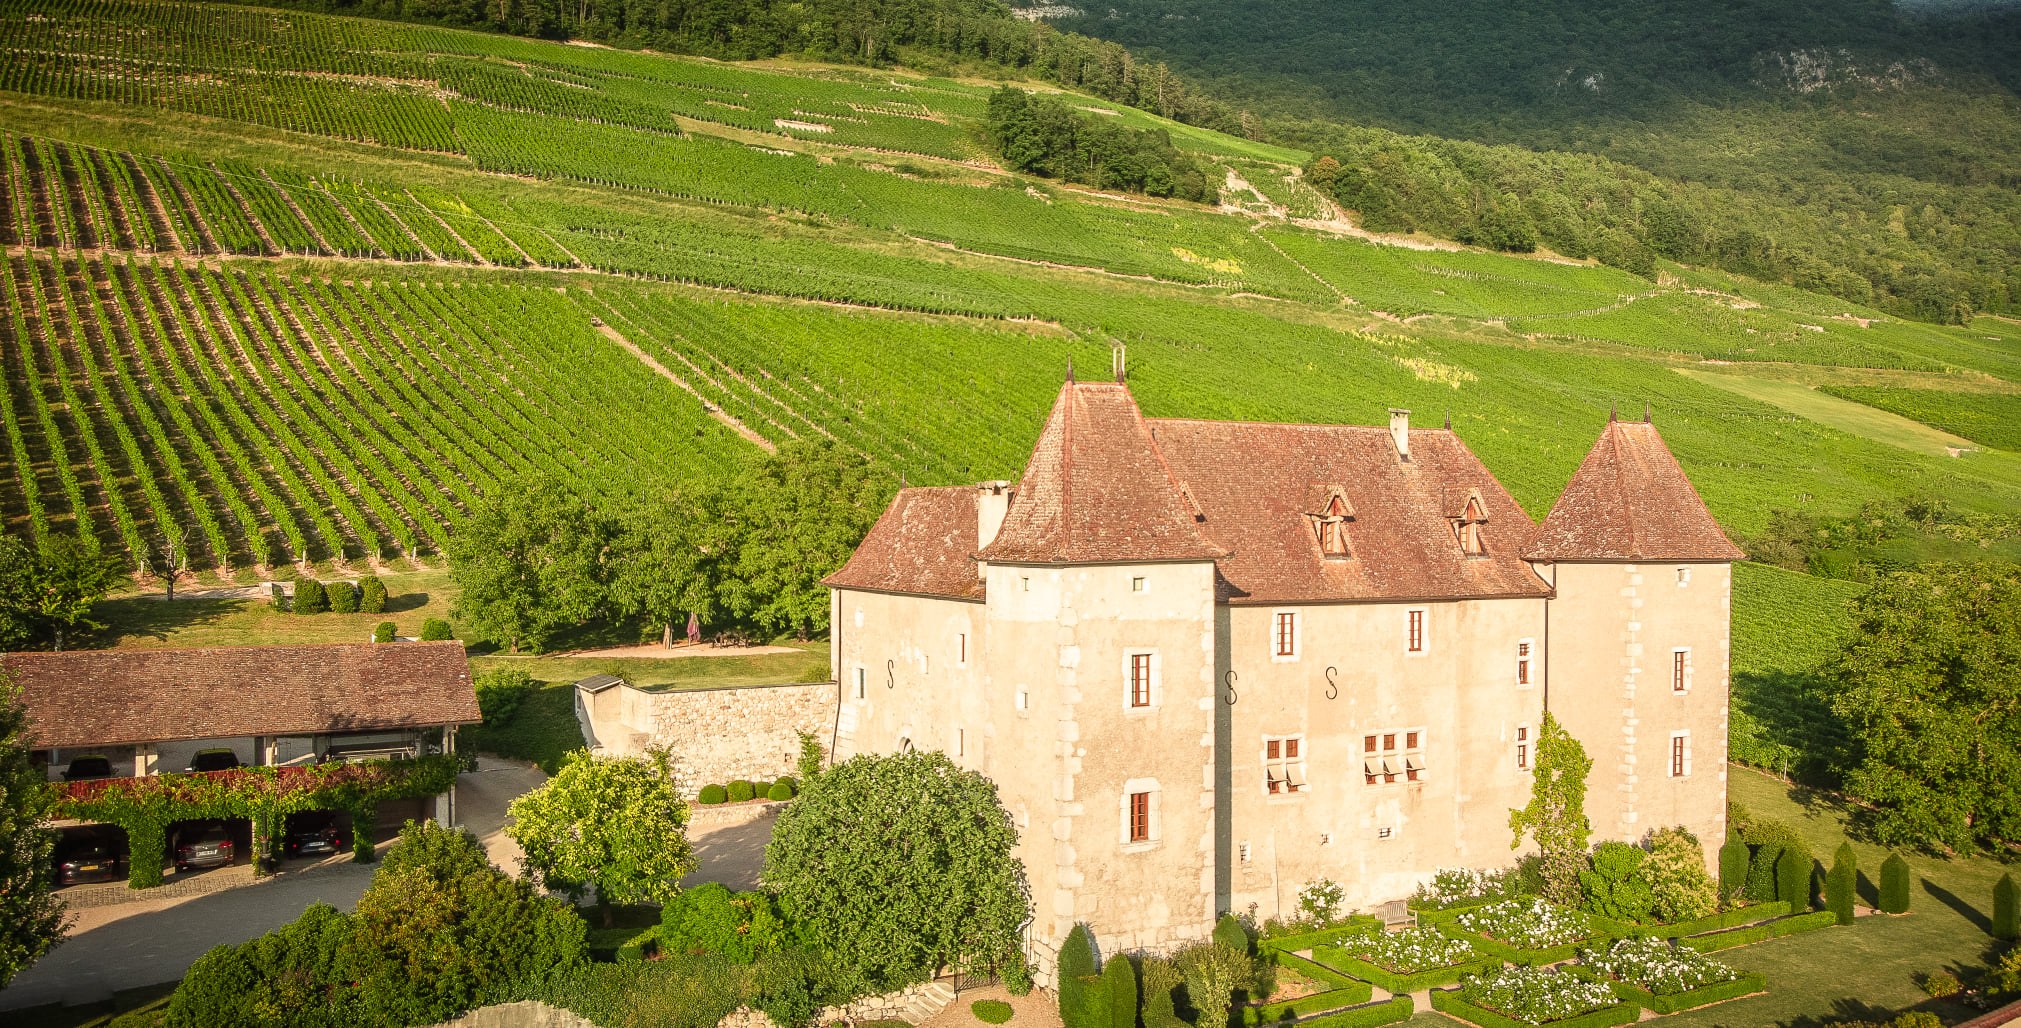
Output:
[1580, 937, 1742, 996]
[1458, 965, 1618, 1024]
[1454, 898, 1597, 949]
[1344, 927, 1480, 973]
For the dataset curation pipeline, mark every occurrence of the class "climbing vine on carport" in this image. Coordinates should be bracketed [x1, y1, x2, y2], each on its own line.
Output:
[54, 757, 460, 889]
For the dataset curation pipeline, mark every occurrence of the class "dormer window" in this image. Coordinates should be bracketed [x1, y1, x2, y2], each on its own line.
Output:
[1451, 492, 1488, 558]
[1310, 492, 1354, 559]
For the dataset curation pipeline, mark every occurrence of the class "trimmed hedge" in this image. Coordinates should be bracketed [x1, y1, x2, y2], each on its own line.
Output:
[327, 580, 358, 614]
[1776, 844, 1814, 909]
[1879, 853, 1911, 914]
[1412, 902, 1495, 927]
[1681, 909, 1837, 952]
[1563, 964, 1767, 1014]
[1717, 833, 1748, 896]
[1827, 843, 1857, 925]
[697, 784, 728, 805]
[1257, 918, 1383, 954]
[727, 780, 755, 802]
[767, 780, 795, 801]
[1613, 901, 1791, 940]
[359, 575, 387, 614]
[1311, 948, 1496, 994]
[1432, 921, 1614, 967]
[1428, 988, 1637, 1028]
[1271, 950, 1365, 991]
[1291, 996, 1414, 1028]
[293, 578, 328, 615]
[372, 621, 396, 643]
[419, 618, 453, 641]
[1238, 981, 1373, 1026]
[1996, 873, 2019, 941]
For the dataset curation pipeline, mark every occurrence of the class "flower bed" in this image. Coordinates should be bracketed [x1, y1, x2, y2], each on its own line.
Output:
[1237, 979, 1374, 1027]
[1256, 916, 1383, 954]
[1412, 866, 1526, 912]
[1439, 899, 1609, 965]
[1679, 909, 1837, 952]
[1431, 967, 1637, 1028]
[1568, 938, 1763, 1013]
[1313, 929, 1495, 993]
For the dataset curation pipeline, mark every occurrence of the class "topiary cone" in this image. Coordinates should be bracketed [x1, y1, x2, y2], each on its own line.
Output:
[1879, 853, 1911, 914]
[1826, 842, 1856, 925]
[1997, 873, 2020, 941]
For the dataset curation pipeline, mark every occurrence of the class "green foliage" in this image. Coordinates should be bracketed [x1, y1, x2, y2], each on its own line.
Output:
[1990, 946, 2021, 995]
[1138, 956, 1185, 1028]
[1643, 828, 1717, 924]
[1746, 843, 1783, 903]
[0, 671, 62, 989]
[1175, 942, 1252, 1028]
[507, 749, 697, 925]
[1777, 843, 1815, 910]
[475, 667, 537, 725]
[372, 620, 396, 643]
[718, 441, 894, 639]
[24, 533, 124, 649]
[1678, 909, 1838, 952]
[1580, 842, 1655, 924]
[657, 882, 791, 962]
[359, 575, 387, 614]
[540, 953, 745, 1028]
[1997, 874, 2020, 941]
[1831, 565, 2021, 852]
[1298, 878, 1346, 926]
[1716, 832, 1748, 901]
[1509, 712, 1593, 905]
[1213, 913, 1252, 955]
[796, 731, 825, 782]
[326, 579, 358, 614]
[1879, 853, 1912, 914]
[1103, 954, 1137, 1028]
[447, 480, 617, 653]
[986, 88, 1219, 203]
[973, 999, 1015, 1024]
[1060, 922, 1100, 1027]
[293, 578, 327, 615]
[1827, 843, 1857, 925]
[762, 749, 1031, 991]
[766, 780, 795, 801]
[1919, 969, 1961, 998]
[698, 784, 728, 805]
[419, 618, 454, 642]
[728, 779, 755, 803]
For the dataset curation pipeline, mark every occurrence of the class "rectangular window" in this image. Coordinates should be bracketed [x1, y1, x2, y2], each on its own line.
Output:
[1128, 792, 1151, 842]
[1363, 730, 1425, 785]
[1264, 735, 1306, 794]
[1275, 612, 1297, 658]
[1670, 732, 1691, 778]
[1131, 576, 1146, 593]
[1129, 653, 1153, 708]
[1672, 648, 1691, 693]
[1517, 639, 1533, 686]
[1677, 567, 1692, 587]
[1516, 725, 1530, 771]
[1407, 609, 1426, 653]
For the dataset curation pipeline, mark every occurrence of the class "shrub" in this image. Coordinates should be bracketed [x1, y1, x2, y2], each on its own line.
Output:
[1102, 954, 1135, 1028]
[698, 785, 727, 804]
[1299, 878, 1346, 925]
[1919, 969, 1961, 998]
[1997, 873, 2020, 941]
[327, 580, 358, 614]
[1777, 843, 1815, 909]
[767, 780, 795, 801]
[1745, 843, 1782, 903]
[1453, 964, 1619, 1023]
[1879, 853, 1911, 913]
[293, 578, 327, 615]
[1581, 841, 1655, 923]
[419, 618, 454, 641]
[359, 575, 387, 614]
[1717, 832, 1748, 901]
[973, 1000, 1015, 1024]
[775, 776, 799, 793]
[1059, 924, 1101, 1028]
[372, 621, 396, 643]
[727, 780, 755, 803]
[1826, 843, 1856, 925]
[1645, 827, 1717, 923]
[1413, 866, 1523, 911]
[750, 780, 773, 798]
[1138, 957, 1184, 1028]
[475, 667, 537, 726]
[1175, 942, 1251, 1028]
[1213, 912, 1251, 955]
[658, 883, 791, 962]
[1991, 945, 2021, 995]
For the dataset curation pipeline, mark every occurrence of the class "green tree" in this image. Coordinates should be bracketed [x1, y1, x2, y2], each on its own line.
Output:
[1997, 873, 2019, 941]
[0, 670, 66, 988]
[1826, 842, 1857, 925]
[763, 750, 1030, 991]
[1059, 923, 1101, 1028]
[1509, 711, 1592, 905]
[0, 534, 36, 650]
[293, 578, 328, 615]
[1644, 827, 1717, 923]
[1174, 942, 1249, 1028]
[719, 442, 894, 640]
[610, 485, 729, 647]
[508, 749, 697, 927]
[1104, 954, 1137, 1028]
[1717, 831, 1749, 904]
[1879, 853, 1911, 914]
[447, 479, 616, 653]
[30, 533, 122, 650]
[1830, 566, 2021, 852]
[1777, 843, 1815, 909]
[1580, 841, 1655, 923]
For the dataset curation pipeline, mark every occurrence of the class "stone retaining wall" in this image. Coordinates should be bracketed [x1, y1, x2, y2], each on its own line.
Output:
[579, 680, 834, 796]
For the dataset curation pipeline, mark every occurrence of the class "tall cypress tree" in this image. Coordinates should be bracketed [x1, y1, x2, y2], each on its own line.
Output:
[0, 671, 67, 987]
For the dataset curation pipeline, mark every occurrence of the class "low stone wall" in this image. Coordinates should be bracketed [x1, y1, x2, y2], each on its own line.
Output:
[435, 1001, 594, 1028]
[580, 680, 834, 796]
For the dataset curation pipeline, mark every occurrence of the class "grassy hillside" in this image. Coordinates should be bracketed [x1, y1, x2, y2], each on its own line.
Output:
[0, 0, 2017, 584]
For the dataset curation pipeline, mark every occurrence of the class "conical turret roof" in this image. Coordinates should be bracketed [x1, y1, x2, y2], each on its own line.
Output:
[1526, 419, 1745, 562]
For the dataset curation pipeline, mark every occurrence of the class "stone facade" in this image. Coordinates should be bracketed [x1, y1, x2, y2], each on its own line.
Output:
[578, 679, 831, 795]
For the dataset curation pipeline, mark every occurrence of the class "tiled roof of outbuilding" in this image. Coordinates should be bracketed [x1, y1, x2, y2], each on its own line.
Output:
[823, 486, 985, 599]
[2, 641, 478, 750]
[976, 382, 1227, 565]
[1526, 419, 1746, 562]
[1147, 419, 1552, 603]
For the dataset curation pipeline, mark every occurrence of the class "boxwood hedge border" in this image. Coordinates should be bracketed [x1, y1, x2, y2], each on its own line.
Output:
[1679, 909, 1837, 952]
[1560, 965, 1767, 1014]
[1431, 921, 1616, 967]
[1427, 988, 1639, 1028]
[1309, 947, 1499, 994]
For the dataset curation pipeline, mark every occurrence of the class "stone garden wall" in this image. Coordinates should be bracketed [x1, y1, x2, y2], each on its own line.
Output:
[578, 680, 834, 796]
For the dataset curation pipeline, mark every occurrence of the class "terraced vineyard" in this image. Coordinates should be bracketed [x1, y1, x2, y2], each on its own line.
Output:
[0, 0, 2017, 580]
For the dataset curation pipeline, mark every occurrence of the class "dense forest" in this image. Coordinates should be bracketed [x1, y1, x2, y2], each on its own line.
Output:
[243, 0, 2021, 322]
[985, 88, 1218, 202]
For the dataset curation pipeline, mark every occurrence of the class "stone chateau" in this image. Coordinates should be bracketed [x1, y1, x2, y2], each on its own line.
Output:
[823, 375, 1744, 979]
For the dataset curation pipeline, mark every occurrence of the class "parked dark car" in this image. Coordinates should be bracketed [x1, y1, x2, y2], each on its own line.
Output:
[62, 755, 116, 781]
[172, 821, 236, 872]
[53, 832, 126, 885]
[282, 812, 347, 860]
[185, 748, 243, 773]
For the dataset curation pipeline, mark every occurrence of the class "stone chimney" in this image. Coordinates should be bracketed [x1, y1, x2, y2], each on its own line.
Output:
[976, 480, 1013, 578]
[1388, 408, 1411, 462]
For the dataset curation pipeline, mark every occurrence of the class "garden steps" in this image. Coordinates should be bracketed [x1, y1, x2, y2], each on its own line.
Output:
[900, 981, 957, 1023]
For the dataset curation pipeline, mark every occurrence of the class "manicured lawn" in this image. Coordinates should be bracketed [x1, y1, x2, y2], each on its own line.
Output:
[1677, 368, 1977, 457]
[93, 568, 458, 650]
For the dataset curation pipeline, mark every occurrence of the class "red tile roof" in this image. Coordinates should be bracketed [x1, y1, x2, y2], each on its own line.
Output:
[976, 382, 1227, 564]
[823, 486, 985, 600]
[1148, 419, 1551, 603]
[1526, 419, 1746, 562]
[3, 642, 479, 750]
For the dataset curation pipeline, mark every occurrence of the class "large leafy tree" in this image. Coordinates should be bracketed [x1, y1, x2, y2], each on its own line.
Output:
[507, 749, 698, 927]
[0, 669, 66, 988]
[1831, 565, 2021, 852]
[23, 534, 123, 651]
[447, 480, 617, 653]
[609, 485, 731, 647]
[763, 750, 1031, 991]
[720, 440, 893, 640]
[1509, 711, 1593, 905]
